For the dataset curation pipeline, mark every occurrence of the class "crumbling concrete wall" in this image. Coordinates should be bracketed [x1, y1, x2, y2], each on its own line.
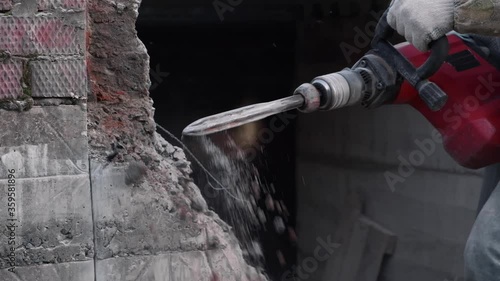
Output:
[0, 0, 267, 280]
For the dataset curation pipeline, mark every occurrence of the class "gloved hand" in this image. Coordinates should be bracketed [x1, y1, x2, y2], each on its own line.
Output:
[387, 0, 456, 52]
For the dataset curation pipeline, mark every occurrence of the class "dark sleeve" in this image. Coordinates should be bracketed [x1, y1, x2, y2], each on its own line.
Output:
[478, 163, 500, 215]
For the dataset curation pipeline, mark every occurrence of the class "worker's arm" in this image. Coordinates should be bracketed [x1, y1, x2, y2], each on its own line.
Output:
[387, 0, 500, 52]
[455, 0, 500, 36]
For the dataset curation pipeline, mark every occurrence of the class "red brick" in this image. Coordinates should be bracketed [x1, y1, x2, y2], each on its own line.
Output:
[0, 60, 23, 100]
[38, 0, 85, 11]
[31, 58, 86, 98]
[0, 0, 11, 11]
[0, 16, 84, 55]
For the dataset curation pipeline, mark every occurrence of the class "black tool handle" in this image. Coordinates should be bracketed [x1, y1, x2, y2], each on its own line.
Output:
[371, 9, 450, 111]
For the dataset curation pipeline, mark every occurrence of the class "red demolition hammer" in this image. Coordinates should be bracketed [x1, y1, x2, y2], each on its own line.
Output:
[183, 10, 500, 170]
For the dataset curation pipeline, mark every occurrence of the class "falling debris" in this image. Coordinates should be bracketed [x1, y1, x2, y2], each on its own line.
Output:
[265, 194, 275, 211]
[258, 208, 267, 225]
[253, 182, 261, 200]
[124, 161, 148, 185]
[280, 200, 290, 218]
[187, 135, 265, 265]
[276, 250, 287, 266]
[288, 227, 298, 243]
[274, 216, 286, 234]
[185, 134, 297, 271]
[275, 200, 283, 214]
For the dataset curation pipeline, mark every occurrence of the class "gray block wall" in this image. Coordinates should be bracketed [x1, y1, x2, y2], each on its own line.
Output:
[0, 106, 94, 280]
[295, 105, 483, 281]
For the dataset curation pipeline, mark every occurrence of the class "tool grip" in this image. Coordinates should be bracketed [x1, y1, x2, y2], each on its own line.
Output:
[372, 9, 450, 111]
[418, 37, 449, 79]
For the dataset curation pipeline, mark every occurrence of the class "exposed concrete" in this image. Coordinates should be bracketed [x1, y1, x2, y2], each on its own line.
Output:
[90, 159, 209, 259]
[96, 251, 213, 281]
[96, 250, 267, 281]
[206, 246, 269, 281]
[0, 175, 93, 267]
[0, 105, 93, 274]
[89, 136, 268, 280]
[86, 0, 268, 279]
[0, 260, 94, 281]
[11, 0, 38, 17]
[0, 105, 88, 179]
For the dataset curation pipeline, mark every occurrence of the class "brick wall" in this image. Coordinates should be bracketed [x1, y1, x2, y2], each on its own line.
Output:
[0, 1, 86, 100]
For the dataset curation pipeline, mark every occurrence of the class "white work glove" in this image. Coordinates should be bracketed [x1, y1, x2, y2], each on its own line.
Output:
[387, 0, 456, 52]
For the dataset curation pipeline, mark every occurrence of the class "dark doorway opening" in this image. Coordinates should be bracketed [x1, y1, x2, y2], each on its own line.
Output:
[136, 3, 298, 280]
